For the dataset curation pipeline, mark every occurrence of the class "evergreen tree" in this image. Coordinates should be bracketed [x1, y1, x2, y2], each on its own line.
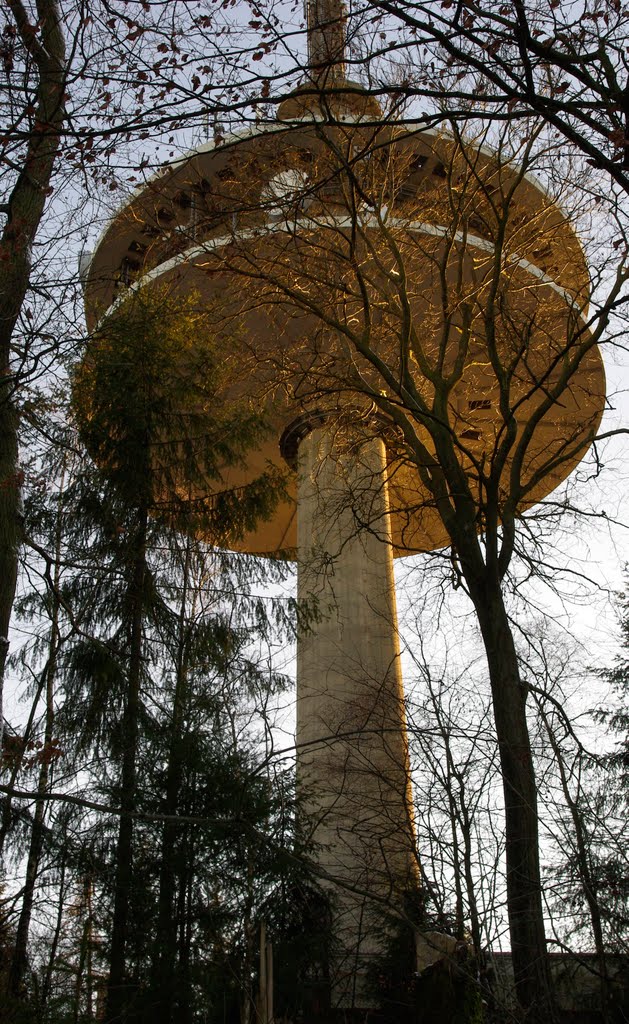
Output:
[69, 287, 288, 1023]
[1, 286, 295, 1022]
[589, 587, 629, 954]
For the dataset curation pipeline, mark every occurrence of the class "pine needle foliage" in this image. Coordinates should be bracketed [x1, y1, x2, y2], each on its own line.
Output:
[72, 286, 287, 546]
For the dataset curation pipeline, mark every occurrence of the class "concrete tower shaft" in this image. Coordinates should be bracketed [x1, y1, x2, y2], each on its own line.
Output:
[295, 420, 417, 998]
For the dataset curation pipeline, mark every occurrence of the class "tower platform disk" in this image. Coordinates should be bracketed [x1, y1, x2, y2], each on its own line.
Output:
[82, 116, 605, 556]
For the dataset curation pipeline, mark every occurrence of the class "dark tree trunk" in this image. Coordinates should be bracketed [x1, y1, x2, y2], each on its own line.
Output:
[470, 579, 557, 1023]
[0, 395, 19, 749]
[8, 620, 58, 996]
[540, 706, 610, 1022]
[0, 0, 66, 748]
[457, 768, 483, 958]
[8, 476, 63, 996]
[105, 512, 147, 1024]
[151, 540, 191, 1024]
[0, 658, 48, 856]
[179, 834, 195, 1024]
[423, 434, 557, 1019]
[42, 848, 67, 1010]
[444, 735, 465, 940]
[152, 751, 185, 1024]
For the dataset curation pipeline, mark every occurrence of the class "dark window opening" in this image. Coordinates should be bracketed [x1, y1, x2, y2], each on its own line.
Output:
[173, 191, 192, 210]
[156, 206, 175, 226]
[128, 240, 148, 256]
[193, 178, 213, 196]
[215, 164, 236, 182]
[410, 154, 428, 174]
[119, 256, 141, 285]
[469, 398, 492, 410]
[468, 214, 490, 237]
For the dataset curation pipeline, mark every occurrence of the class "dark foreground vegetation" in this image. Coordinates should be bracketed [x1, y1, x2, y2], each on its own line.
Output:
[1, 1, 628, 1022]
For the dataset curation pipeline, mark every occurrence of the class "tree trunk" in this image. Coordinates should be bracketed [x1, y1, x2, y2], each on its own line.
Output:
[8, 469, 63, 996]
[105, 511, 147, 1024]
[0, 394, 19, 752]
[444, 739, 465, 940]
[0, 0, 66, 750]
[8, 625, 58, 996]
[470, 579, 557, 1023]
[42, 848, 67, 1011]
[240, 855, 256, 1024]
[85, 877, 95, 1023]
[73, 918, 89, 1024]
[0, 658, 48, 856]
[456, 767, 483, 957]
[179, 831, 195, 1024]
[540, 707, 610, 1022]
[151, 538, 192, 1024]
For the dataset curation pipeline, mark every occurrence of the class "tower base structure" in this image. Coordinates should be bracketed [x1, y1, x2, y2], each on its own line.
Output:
[292, 418, 419, 1009]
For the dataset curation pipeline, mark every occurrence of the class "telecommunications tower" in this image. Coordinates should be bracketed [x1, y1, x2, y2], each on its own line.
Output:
[82, 0, 605, 1009]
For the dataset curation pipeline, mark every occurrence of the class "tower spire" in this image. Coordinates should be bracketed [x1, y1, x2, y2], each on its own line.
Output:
[306, 0, 347, 81]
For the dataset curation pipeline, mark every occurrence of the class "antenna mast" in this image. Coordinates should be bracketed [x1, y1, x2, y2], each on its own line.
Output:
[305, 0, 347, 81]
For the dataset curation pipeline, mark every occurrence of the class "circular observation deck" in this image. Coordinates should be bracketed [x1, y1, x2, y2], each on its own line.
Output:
[82, 87, 605, 556]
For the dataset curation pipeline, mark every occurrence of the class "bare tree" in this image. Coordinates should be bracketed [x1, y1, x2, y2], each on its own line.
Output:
[118, 109, 614, 1020]
[351, 0, 629, 197]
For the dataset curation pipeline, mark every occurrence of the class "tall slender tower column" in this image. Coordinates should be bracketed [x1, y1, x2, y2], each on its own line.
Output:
[291, 418, 417, 1006]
